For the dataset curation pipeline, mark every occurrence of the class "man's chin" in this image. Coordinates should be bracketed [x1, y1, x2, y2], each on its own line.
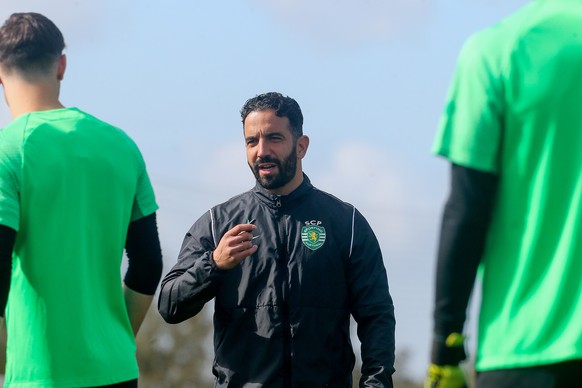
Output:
[257, 176, 283, 190]
[258, 179, 277, 189]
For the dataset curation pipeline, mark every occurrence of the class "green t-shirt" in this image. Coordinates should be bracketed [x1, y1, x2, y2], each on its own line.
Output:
[0, 108, 158, 386]
[433, 0, 582, 372]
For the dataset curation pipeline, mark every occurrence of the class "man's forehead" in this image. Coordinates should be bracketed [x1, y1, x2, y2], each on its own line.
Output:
[244, 110, 292, 135]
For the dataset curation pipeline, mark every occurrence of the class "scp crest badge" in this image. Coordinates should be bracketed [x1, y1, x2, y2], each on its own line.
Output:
[301, 221, 326, 251]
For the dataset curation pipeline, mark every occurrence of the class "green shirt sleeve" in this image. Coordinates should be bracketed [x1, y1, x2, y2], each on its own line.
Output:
[0, 124, 23, 231]
[130, 150, 158, 222]
[432, 32, 505, 174]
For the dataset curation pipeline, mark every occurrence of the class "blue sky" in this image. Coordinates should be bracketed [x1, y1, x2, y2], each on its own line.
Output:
[1, 0, 529, 379]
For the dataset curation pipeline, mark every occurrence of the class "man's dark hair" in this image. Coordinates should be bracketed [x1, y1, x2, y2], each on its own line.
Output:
[240, 92, 304, 138]
[0, 12, 65, 74]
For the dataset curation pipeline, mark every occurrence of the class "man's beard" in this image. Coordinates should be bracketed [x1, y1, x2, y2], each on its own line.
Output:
[249, 145, 297, 191]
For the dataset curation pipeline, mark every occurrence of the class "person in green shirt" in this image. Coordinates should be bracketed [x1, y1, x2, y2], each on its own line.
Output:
[425, 1, 582, 387]
[0, 12, 163, 387]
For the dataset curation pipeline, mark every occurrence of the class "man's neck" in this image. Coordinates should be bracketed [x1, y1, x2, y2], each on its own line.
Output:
[2, 78, 64, 119]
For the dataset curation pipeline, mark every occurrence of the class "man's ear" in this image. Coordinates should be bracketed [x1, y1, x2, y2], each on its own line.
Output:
[296, 135, 310, 159]
[57, 54, 66, 81]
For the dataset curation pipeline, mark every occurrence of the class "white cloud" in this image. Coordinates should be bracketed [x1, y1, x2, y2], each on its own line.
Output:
[315, 142, 406, 206]
[311, 141, 442, 241]
[197, 142, 253, 196]
[151, 141, 252, 262]
[312, 142, 439, 250]
[253, 0, 432, 50]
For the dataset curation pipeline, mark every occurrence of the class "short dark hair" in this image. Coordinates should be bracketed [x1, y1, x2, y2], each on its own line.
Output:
[0, 12, 65, 74]
[240, 92, 304, 138]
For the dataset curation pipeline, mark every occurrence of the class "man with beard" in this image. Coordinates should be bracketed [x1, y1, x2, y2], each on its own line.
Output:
[158, 92, 395, 387]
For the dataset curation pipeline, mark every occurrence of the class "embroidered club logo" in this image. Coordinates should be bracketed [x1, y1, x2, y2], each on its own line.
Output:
[301, 222, 326, 251]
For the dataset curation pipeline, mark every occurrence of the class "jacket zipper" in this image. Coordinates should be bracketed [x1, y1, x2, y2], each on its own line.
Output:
[275, 196, 292, 387]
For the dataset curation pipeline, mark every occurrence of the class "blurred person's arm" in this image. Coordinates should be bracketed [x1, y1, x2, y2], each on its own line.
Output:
[123, 286, 155, 337]
[123, 212, 163, 336]
[426, 164, 498, 388]
[0, 225, 16, 319]
[430, 164, 498, 365]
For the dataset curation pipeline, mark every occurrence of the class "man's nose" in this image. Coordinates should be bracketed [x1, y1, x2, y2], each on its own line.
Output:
[256, 138, 269, 158]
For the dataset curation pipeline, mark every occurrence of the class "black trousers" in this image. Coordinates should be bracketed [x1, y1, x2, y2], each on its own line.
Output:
[477, 360, 582, 388]
[93, 379, 138, 388]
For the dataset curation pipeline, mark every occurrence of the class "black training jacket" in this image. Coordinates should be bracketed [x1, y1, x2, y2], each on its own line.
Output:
[158, 175, 395, 387]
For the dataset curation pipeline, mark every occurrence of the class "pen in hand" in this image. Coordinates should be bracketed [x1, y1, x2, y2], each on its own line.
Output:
[246, 218, 260, 241]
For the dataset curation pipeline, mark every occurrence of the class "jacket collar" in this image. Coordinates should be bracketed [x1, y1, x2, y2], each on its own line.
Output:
[252, 173, 314, 209]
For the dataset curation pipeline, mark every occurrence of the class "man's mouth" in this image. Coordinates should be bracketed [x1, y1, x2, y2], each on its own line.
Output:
[258, 163, 277, 174]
